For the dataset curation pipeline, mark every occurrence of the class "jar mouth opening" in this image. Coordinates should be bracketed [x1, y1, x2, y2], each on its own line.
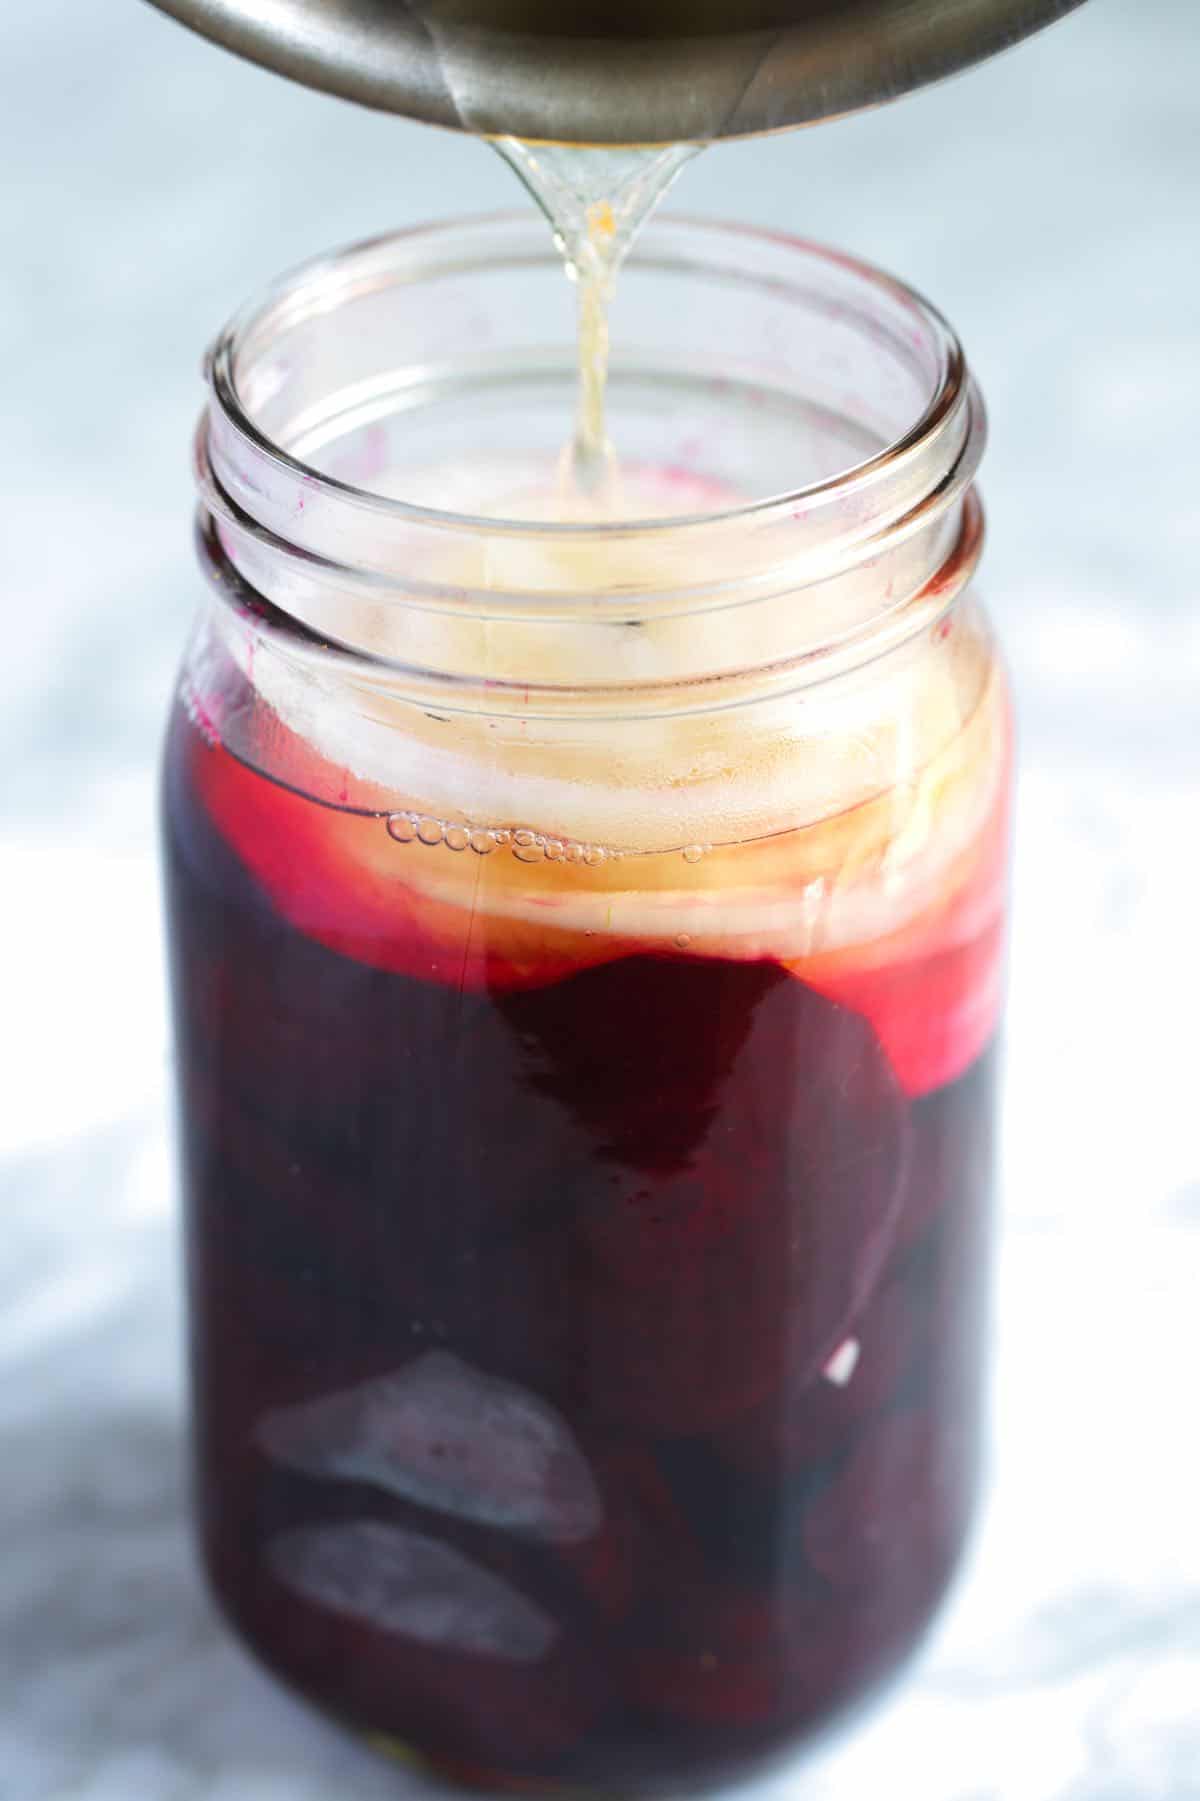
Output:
[206, 212, 969, 543]
[197, 214, 985, 713]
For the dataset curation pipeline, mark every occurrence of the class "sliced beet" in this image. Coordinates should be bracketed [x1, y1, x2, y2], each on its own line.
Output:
[721, 1267, 923, 1476]
[216, 1520, 607, 1775]
[555, 1441, 700, 1629]
[802, 1409, 973, 1602]
[501, 957, 910, 1432]
[894, 1044, 998, 1253]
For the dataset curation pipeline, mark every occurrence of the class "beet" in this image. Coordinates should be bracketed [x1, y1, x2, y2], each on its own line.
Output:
[165, 705, 998, 1792]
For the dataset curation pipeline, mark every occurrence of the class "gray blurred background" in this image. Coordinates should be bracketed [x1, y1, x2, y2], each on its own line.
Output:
[2, 3, 1198, 1797]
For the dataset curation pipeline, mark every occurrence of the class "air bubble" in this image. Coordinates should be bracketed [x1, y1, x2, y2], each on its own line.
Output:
[565, 843, 585, 866]
[513, 830, 545, 865]
[492, 829, 512, 847]
[443, 825, 470, 853]
[543, 839, 565, 862]
[675, 933, 692, 950]
[682, 843, 708, 864]
[387, 813, 417, 844]
[468, 829, 496, 855]
[583, 845, 607, 868]
[416, 816, 444, 846]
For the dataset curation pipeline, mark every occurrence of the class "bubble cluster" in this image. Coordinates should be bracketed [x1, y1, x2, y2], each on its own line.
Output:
[385, 812, 614, 868]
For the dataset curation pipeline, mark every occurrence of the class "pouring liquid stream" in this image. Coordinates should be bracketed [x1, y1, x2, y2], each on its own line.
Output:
[493, 140, 698, 510]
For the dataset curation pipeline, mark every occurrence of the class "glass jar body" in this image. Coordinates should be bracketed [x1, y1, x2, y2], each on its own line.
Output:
[163, 218, 1009, 1793]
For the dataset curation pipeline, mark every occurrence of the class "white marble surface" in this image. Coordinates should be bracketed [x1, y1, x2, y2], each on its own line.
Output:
[3, 1, 1199, 1795]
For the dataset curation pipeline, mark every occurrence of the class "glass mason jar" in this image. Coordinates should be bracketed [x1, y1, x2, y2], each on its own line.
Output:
[162, 216, 1009, 1794]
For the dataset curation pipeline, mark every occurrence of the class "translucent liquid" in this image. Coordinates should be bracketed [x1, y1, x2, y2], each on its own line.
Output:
[494, 140, 697, 502]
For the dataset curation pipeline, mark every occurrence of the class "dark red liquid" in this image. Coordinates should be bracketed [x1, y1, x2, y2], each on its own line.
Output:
[164, 705, 997, 1794]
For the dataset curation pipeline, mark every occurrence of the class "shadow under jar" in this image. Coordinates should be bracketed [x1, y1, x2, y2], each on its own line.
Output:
[162, 216, 1010, 1795]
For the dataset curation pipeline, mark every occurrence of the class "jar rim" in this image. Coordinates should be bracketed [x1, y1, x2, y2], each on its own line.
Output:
[204, 211, 973, 543]
[195, 214, 985, 716]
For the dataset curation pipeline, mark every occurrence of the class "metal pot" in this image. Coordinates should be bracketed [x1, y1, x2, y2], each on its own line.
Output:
[144, 0, 1086, 144]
